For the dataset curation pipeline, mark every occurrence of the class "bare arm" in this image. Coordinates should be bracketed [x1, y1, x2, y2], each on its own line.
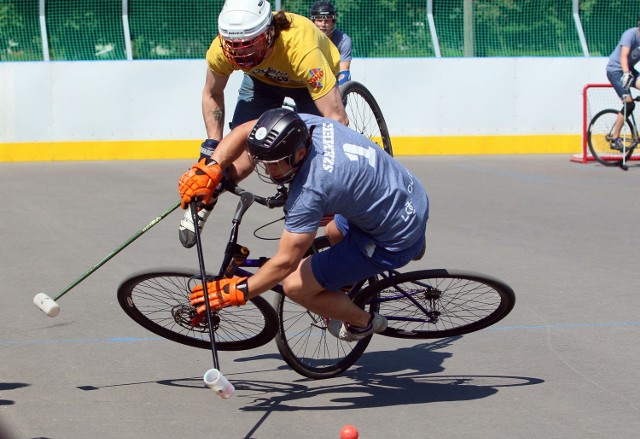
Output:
[202, 67, 230, 140]
[244, 229, 316, 299]
[209, 119, 256, 171]
[339, 60, 351, 71]
[314, 86, 349, 126]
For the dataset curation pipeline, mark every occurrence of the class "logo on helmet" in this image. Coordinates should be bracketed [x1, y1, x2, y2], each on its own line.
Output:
[255, 127, 268, 140]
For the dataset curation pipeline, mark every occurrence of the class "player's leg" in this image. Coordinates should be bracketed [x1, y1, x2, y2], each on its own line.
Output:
[282, 223, 393, 340]
[606, 69, 635, 149]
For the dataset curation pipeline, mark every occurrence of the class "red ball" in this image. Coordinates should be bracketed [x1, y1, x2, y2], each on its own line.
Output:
[340, 424, 359, 439]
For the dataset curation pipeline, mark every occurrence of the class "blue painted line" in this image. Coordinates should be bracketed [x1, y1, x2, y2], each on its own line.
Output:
[0, 336, 163, 346]
[486, 321, 640, 332]
[1, 322, 638, 346]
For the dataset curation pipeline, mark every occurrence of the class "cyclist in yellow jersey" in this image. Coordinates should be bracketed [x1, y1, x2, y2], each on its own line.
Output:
[206, 13, 340, 94]
[179, 0, 349, 248]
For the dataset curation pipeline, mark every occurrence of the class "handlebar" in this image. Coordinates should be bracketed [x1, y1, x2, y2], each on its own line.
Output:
[223, 180, 288, 209]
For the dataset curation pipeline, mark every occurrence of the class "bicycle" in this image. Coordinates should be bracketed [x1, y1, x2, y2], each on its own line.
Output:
[118, 181, 516, 380]
[587, 95, 640, 170]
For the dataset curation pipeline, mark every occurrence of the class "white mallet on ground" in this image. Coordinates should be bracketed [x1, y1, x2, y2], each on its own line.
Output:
[33, 201, 180, 317]
[33, 292, 60, 317]
[203, 368, 235, 399]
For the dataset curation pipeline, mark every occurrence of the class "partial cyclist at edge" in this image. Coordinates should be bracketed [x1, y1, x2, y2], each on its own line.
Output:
[606, 17, 640, 151]
[177, 108, 429, 342]
[179, 0, 349, 248]
[309, 1, 352, 86]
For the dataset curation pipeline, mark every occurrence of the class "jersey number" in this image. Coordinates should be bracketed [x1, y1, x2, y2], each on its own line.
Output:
[343, 144, 376, 168]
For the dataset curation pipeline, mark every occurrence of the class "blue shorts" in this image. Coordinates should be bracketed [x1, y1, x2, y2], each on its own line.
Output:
[230, 74, 321, 129]
[607, 68, 639, 100]
[311, 215, 426, 291]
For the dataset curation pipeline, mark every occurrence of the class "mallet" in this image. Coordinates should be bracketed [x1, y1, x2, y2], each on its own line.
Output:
[33, 201, 181, 317]
[190, 199, 235, 399]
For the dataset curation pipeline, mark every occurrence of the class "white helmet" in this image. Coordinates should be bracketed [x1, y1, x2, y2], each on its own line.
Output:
[218, 0, 273, 68]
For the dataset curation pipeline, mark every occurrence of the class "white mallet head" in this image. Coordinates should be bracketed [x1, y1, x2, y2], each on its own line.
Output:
[33, 293, 60, 317]
[203, 368, 235, 399]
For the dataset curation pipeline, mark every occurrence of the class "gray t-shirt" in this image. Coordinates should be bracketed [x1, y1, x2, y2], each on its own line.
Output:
[331, 29, 352, 62]
[284, 114, 429, 253]
[607, 27, 640, 72]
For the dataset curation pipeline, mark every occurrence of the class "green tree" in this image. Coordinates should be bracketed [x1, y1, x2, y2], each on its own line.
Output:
[0, 0, 42, 61]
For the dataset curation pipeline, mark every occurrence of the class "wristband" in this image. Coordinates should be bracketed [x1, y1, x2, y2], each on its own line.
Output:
[200, 139, 220, 161]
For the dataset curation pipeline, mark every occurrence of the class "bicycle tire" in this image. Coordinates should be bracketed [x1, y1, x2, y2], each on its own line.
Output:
[273, 236, 375, 379]
[340, 81, 393, 156]
[117, 268, 278, 351]
[587, 109, 635, 166]
[353, 269, 515, 339]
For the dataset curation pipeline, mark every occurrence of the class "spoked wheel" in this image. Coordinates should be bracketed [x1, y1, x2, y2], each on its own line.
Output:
[273, 296, 376, 380]
[117, 268, 278, 351]
[273, 236, 376, 379]
[354, 269, 515, 339]
[587, 109, 636, 166]
[340, 81, 393, 156]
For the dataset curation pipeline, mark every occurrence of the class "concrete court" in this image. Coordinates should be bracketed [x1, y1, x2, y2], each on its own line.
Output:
[1, 155, 639, 439]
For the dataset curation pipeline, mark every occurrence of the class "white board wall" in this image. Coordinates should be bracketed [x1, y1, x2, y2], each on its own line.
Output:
[0, 57, 611, 143]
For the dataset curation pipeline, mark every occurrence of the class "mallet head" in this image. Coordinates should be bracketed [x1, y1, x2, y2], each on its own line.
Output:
[33, 293, 60, 317]
[203, 368, 235, 399]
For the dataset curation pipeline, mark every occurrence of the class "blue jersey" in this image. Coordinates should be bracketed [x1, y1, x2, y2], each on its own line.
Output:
[331, 29, 352, 62]
[607, 27, 640, 72]
[284, 114, 429, 253]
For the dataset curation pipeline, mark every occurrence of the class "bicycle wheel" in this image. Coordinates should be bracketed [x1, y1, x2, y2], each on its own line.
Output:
[117, 268, 278, 351]
[273, 236, 376, 379]
[587, 109, 635, 166]
[353, 269, 515, 339]
[340, 81, 393, 156]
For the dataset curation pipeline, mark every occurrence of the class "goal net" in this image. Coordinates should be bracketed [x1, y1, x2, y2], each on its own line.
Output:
[573, 83, 640, 163]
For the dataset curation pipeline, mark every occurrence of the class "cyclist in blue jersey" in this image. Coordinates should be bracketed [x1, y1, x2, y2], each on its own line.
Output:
[178, 109, 429, 341]
[606, 19, 640, 150]
[309, 1, 352, 85]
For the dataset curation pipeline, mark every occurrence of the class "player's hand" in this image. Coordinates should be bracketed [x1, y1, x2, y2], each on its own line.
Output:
[178, 159, 223, 209]
[189, 276, 248, 313]
[621, 71, 634, 89]
[337, 70, 351, 86]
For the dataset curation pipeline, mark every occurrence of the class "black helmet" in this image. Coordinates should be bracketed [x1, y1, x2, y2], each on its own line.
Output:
[310, 1, 337, 20]
[247, 108, 310, 184]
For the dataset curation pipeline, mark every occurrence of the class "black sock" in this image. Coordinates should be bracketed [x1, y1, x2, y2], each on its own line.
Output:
[347, 314, 373, 333]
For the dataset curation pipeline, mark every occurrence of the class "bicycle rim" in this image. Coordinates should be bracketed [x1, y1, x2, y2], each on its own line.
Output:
[340, 81, 393, 156]
[117, 268, 278, 351]
[587, 109, 635, 166]
[273, 294, 374, 379]
[354, 269, 515, 339]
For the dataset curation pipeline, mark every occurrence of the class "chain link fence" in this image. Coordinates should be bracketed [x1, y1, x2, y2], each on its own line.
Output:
[0, 0, 637, 61]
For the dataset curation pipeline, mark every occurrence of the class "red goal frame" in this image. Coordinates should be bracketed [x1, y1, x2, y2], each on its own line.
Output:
[572, 83, 640, 163]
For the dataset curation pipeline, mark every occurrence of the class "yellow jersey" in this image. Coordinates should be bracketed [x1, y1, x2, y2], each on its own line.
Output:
[206, 12, 340, 101]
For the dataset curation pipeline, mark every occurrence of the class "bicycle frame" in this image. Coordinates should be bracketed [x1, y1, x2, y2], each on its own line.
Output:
[189, 179, 444, 334]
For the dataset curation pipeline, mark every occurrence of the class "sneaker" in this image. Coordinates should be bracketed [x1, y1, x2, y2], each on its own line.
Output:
[328, 312, 387, 342]
[178, 204, 213, 248]
[610, 137, 625, 152]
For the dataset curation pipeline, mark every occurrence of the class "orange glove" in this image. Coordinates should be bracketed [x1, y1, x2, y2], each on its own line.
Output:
[178, 159, 223, 209]
[189, 276, 248, 313]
